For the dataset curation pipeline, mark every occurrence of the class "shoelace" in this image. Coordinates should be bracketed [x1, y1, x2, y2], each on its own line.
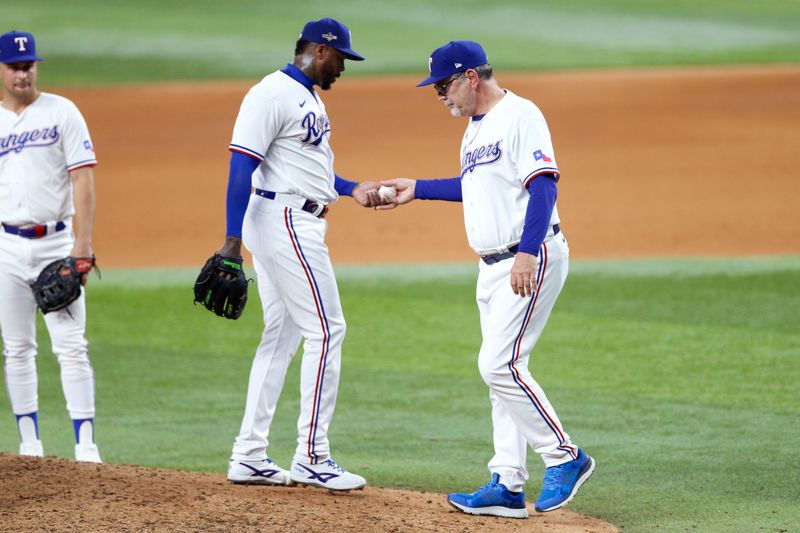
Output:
[542, 465, 567, 490]
[325, 459, 345, 473]
[479, 477, 500, 492]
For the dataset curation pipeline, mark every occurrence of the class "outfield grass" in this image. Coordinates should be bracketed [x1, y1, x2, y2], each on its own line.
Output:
[1, 257, 798, 532]
[5, 0, 800, 85]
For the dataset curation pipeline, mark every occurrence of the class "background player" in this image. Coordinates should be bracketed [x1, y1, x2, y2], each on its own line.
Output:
[381, 41, 594, 516]
[0, 30, 101, 462]
[220, 18, 382, 490]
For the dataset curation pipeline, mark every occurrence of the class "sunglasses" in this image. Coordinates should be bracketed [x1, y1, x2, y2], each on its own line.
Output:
[434, 73, 464, 96]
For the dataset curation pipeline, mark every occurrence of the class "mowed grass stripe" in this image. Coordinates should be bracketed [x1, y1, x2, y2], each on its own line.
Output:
[6, 0, 800, 85]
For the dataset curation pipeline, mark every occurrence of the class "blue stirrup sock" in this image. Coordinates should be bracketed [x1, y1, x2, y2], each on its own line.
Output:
[73, 418, 95, 444]
[15, 412, 40, 443]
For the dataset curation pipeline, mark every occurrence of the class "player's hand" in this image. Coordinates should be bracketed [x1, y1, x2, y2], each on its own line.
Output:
[352, 181, 382, 208]
[216, 237, 243, 280]
[69, 242, 93, 258]
[69, 242, 94, 285]
[510, 251, 539, 297]
[375, 178, 416, 210]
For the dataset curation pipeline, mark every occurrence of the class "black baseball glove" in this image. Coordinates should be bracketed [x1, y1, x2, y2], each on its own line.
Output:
[193, 254, 250, 320]
[32, 256, 98, 314]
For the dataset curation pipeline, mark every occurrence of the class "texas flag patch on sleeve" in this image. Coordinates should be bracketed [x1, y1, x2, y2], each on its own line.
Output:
[533, 149, 552, 163]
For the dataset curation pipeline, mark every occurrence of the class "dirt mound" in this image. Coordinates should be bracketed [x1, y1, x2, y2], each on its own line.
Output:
[0, 454, 615, 532]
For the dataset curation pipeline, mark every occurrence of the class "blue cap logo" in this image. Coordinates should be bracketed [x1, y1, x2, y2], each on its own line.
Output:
[417, 41, 488, 87]
[0, 30, 44, 64]
[300, 18, 364, 61]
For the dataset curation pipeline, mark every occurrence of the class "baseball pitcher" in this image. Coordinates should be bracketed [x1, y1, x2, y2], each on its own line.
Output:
[381, 41, 594, 517]
[199, 18, 384, 491]
[0, 30, 101, 463]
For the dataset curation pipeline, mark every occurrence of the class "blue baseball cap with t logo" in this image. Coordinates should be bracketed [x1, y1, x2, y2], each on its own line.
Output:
[417, 40, 488, 86]
[300, 18, 365, 61]
[0, 30, 44, 64]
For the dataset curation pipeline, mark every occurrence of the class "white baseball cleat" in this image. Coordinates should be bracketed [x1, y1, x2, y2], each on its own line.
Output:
[290, 458, 366, 491]
[228, 457, 291, 485]
[75, 443, 102, 463]
[19, 440, 44, 457]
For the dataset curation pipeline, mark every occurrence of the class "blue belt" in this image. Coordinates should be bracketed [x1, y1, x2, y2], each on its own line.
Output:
[481, 224, 560, 265]
[254, 189, 328, 218]
[2, 221, 66, 239]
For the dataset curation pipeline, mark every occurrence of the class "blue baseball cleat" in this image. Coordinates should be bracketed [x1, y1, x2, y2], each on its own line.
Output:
[535, 448, 596, 512]
[447, 473, 529, 518]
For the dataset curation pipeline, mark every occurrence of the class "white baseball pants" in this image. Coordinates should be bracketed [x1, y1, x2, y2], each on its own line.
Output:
[0, 226, 96, 420]
[233, 196, 346, 465]
[477, 231, 576, 492]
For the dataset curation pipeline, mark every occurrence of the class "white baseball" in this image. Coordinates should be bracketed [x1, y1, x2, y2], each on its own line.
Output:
[378, 185, 397, 202]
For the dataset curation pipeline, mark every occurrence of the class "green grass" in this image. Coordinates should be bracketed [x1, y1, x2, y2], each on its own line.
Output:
[1, 257, 798, 532]
[4, 0, 800, 85]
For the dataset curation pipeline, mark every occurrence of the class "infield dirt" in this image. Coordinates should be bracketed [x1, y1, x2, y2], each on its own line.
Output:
[61, 65, 799, 267]
[2, 66, 796, 532]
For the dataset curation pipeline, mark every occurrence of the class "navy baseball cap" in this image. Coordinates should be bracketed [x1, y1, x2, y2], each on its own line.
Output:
[0, 31, 43, 64]
[300, 18, 364, 61]
[417, 40, 488, 87]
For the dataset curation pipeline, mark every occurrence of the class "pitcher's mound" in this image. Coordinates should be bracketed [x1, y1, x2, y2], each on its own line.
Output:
[0, 454, 616, 532]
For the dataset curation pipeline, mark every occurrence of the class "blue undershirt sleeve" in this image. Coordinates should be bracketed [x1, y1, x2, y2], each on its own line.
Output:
[518, 174, 558, 255]
[414, 177, 463, 202]
[225, 151, 260, 238]
[334, 175, 357, 196]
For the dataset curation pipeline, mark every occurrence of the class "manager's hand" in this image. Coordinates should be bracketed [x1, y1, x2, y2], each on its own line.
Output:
[510, 251, 539, 298]
[375, 178, 416, 210]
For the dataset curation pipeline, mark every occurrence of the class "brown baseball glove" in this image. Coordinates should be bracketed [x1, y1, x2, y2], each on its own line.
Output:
[32, 256, 97, 314]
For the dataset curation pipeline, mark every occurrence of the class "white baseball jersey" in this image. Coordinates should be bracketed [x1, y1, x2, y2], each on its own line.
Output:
[0, 91, 99, 458]
[229, 66, 349, 469]
[457, 89, 578, 491]
[0, 93, 97, 225]
[459, 90, 560, 255]
[229, 70, 338, 205]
